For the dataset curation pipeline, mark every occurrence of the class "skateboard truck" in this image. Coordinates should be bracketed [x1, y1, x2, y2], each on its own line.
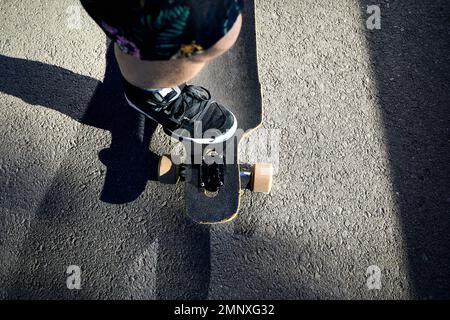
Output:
[199, 150, 225, 193]
[239, 163, 253, 190]
[199, 161, 224, 193]
[158, 154, 272, 193]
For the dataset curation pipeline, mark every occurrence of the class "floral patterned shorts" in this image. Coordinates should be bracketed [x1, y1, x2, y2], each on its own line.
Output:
[80, 0, 244, 61]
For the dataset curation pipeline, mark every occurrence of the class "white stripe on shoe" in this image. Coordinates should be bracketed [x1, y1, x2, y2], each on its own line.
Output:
[124, 94, 238, 144]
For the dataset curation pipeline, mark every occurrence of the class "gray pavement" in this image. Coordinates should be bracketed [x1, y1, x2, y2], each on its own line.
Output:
[0, 0, 449, 299]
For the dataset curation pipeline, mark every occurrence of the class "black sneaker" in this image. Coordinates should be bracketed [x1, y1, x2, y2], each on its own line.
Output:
[124, 82, 237, 144]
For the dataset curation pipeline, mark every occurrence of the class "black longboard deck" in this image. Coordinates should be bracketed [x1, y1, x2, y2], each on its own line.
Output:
[184, 0, 261, 224]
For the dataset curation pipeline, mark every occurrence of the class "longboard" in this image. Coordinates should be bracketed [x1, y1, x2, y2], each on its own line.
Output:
[158, 0, 273, 224]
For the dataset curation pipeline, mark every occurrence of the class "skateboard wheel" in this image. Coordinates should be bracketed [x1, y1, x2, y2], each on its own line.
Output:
[251, 163, 273, 194]
[158, 155, 179, 184]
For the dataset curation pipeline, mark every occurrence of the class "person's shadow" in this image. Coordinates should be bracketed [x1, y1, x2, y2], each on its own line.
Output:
[1, 43, 155, 204]
[0, 43, 211, 299]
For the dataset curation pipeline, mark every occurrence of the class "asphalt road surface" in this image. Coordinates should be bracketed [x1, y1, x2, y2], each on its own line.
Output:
[0, 0, 449, 299]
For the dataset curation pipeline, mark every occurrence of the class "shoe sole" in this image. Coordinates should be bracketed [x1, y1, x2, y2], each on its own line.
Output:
[125, 94, 238, 144]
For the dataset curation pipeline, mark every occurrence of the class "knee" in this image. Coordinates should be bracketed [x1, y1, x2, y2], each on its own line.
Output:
[190, 14, 243, 63]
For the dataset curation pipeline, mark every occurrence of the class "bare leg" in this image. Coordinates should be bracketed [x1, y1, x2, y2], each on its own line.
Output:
[115, 15, 243, 89]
